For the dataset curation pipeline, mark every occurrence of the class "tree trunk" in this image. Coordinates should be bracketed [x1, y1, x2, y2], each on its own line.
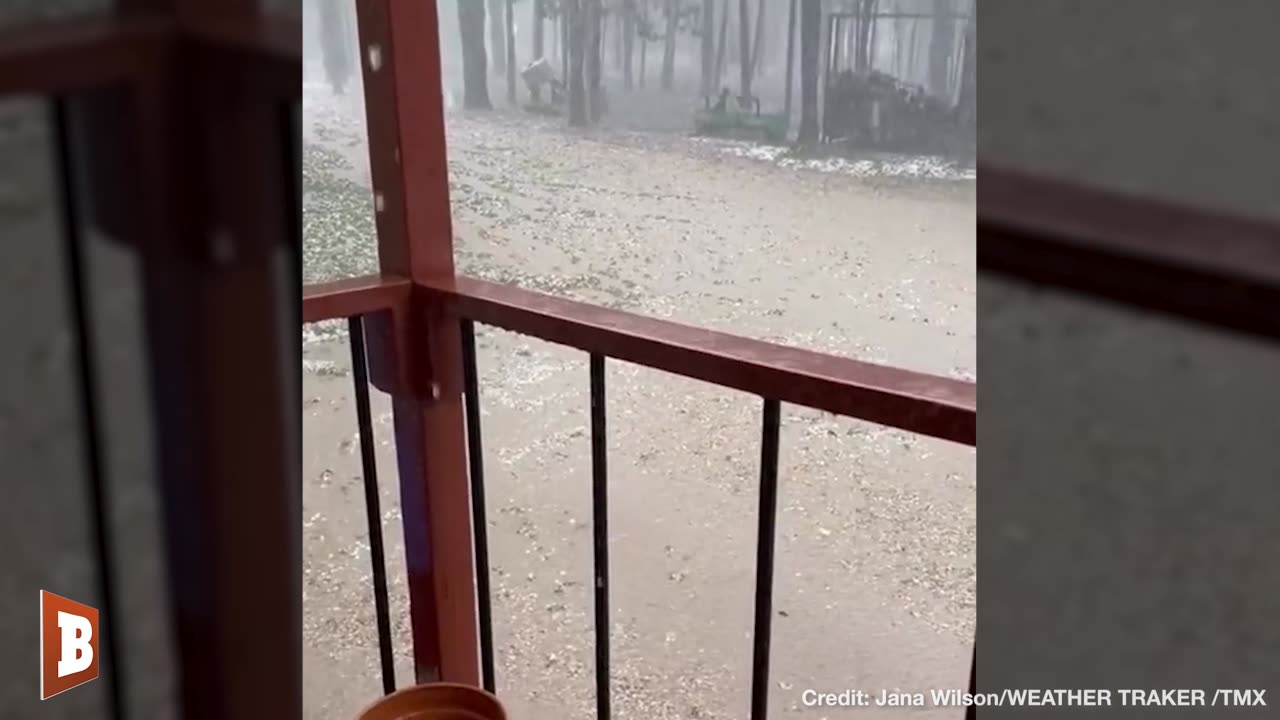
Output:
[488, 0, 506, 74]
[615, 11, 625, 70]
[841, 17, 850, 72]
[588, 0, 604, 121]
[568, 0, 588, 126]
[894, 12, 909, 79]
[436, 0, 461, 87]
[562, 6, 571, 87]
[714, 0, 729, 87]
[929, 0, 955, 98]
[854, 3, 864, 71]
[460, 0, 493, 109]
[956, 17, 975, 127]
[534, 0, 546, 57]
[907, 17, 920, 80]
[532, 0, 546, 103]
[623, 3, 634, 90]
[797, 0, 820, 145]
[505, 0, 517, 104]
[599, 5, 609, 74]
[318, 0, 354, 95]
[700, 1, 715, 96]
[855, 0, 876, 72]
[783, 0, 797, 131]
[819, 7, 832, 130]
[726, 1, 737, 65]
[639, 38, 647, 88]
[867, 6, 879, 71]
[737, 0, 751, 97]
[661, 0, 678, 91]
[751, 0, 766, 79]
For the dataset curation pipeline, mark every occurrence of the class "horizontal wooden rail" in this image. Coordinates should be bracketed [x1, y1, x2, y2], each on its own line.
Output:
[980, 166, 1280, 340]
[303, 274, 411, 324]
[0, 13, 298, 98]
[0, 16, 166, 94]
[426, 276, 976, 446]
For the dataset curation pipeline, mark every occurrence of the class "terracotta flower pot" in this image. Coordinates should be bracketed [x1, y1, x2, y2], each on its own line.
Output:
[355, 682, 507, 720]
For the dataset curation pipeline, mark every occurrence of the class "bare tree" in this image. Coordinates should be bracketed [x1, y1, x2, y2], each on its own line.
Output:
[568, 0, 588, 125]
[737, 0, 751, 97]
[623, 1, 635, 90]
[615, 9, 625, 70]
[797, 0, 820, 145]
[714, 0, 729, 86]
[317, 0, 354, 95]
[929, 0, 955, 97]
[783, 0, 797, 127]
[894, 3, 912, 80]
[505, 0, 518, 104]
[907, 14, 920, 79]
[639, 30, 648, 87]
[562, 2, 571, 82]
[532, 0, 547, 103]
[460, 0, 494, 109]
[534, 0, 547, 58]
[750, 0, 766, 79]
[855, 0, 877, 72]
[600, 5, 610, 72]
[661, 0, 678, 91]
[488, 0, 506, 74]
[956, 14, 975, 127]
[700, 1, 715, 96]
[588, 0, 605, 121]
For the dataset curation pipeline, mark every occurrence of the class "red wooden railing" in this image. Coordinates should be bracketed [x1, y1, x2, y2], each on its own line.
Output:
[302, 269, 978, 718]
[980, 167, 1280, 341]
[303, 275, 975, 444]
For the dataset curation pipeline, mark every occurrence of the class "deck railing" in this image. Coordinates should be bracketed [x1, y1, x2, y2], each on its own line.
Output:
[302, 273, 977, 719]
[980, 168, 1280, 341]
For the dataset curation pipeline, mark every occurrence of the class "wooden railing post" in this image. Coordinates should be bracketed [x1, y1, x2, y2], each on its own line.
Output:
[354, 0, 481, 685]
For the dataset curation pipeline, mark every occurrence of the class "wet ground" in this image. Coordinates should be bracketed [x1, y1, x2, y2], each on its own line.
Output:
[302, 79, 975, 719]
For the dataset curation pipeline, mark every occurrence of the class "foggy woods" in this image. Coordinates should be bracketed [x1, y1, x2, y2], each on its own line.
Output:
[304, 0, 975, 154]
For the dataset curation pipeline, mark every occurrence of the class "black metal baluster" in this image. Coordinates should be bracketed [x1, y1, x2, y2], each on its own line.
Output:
[590, 354, 611, 720]
[750, 399, 782, 720]
[348, 316, 396, 695]
[461, 320, 496, 693]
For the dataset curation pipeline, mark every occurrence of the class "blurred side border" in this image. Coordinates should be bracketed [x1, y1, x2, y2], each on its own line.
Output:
[0, 2, 301, 719]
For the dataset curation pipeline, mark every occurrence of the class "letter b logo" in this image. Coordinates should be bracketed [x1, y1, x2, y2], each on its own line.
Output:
[41, 591, 100, 700]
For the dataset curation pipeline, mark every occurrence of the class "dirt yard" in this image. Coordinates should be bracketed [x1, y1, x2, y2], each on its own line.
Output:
[302, 77, 975, 720]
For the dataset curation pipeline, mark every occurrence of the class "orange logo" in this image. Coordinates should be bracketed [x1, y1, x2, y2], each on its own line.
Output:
[40, 591, 99, 700]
